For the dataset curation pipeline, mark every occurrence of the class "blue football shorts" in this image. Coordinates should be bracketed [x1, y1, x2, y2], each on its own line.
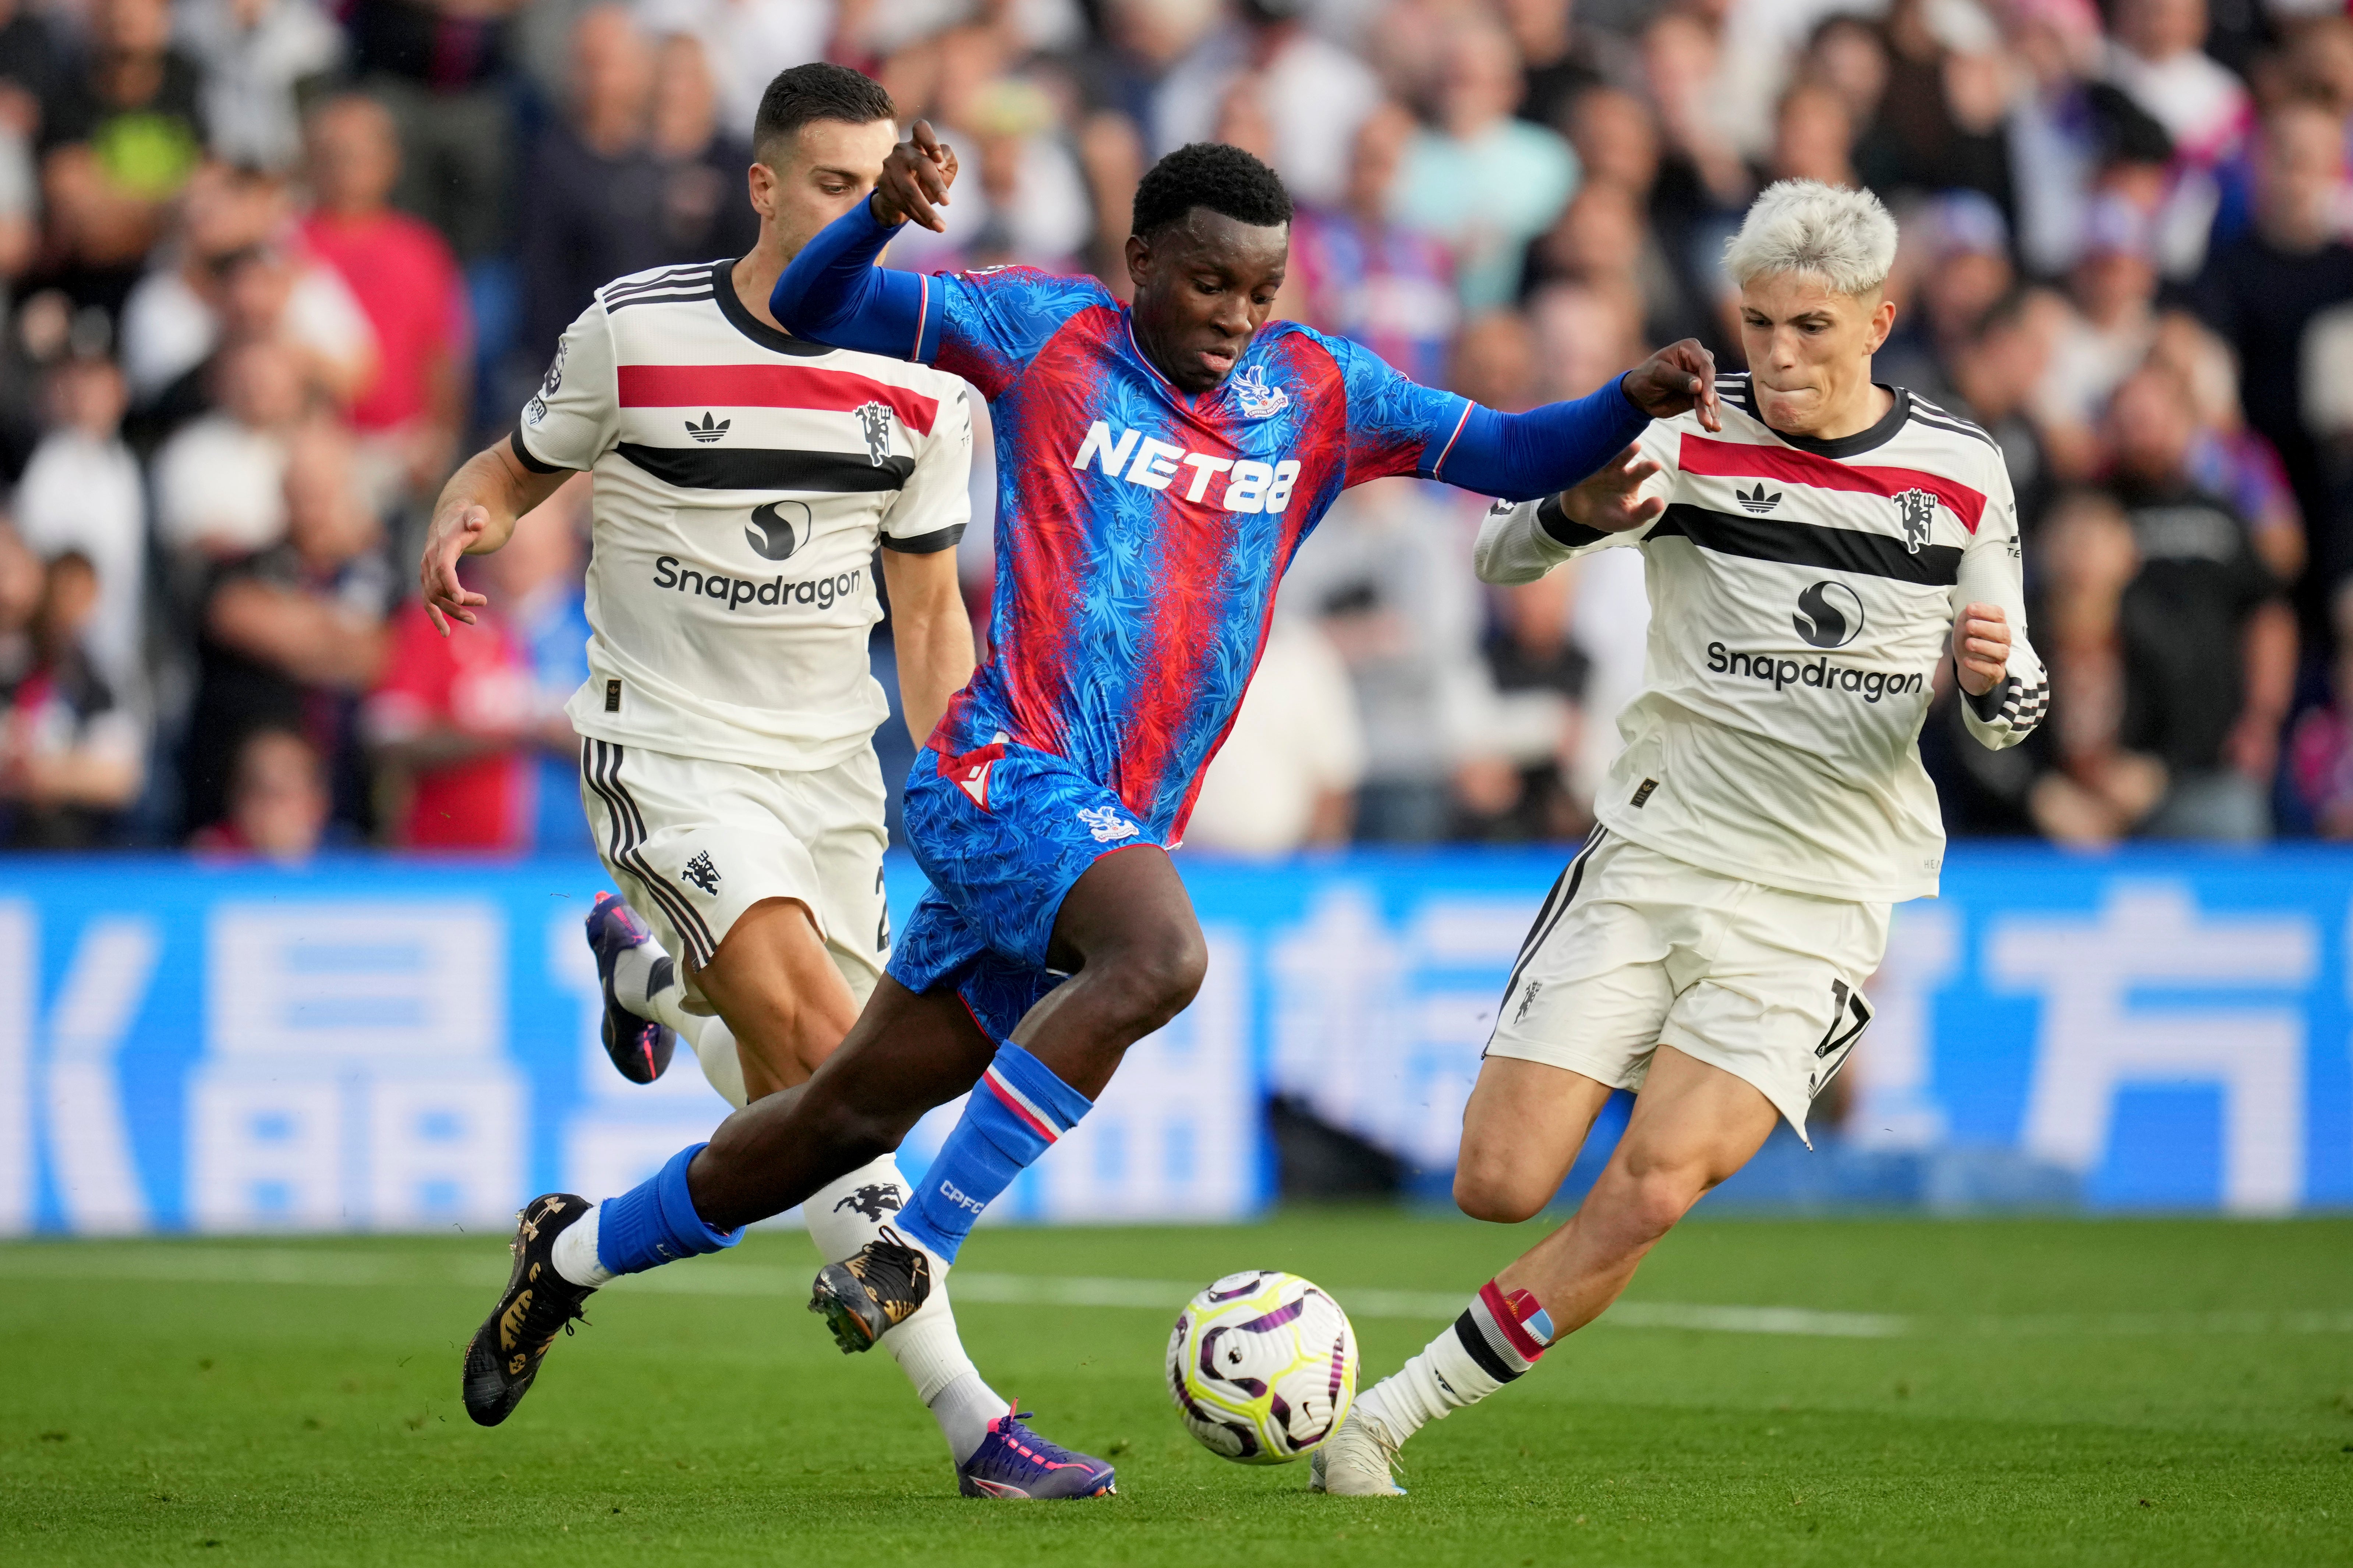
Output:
[886, 741, 1168, 1040]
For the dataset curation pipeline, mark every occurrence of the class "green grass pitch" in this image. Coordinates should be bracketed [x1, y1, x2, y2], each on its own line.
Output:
[3, 1212, 2350, 1566]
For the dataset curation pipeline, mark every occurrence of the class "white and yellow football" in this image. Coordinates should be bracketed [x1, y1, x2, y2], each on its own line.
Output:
[1165, 1270, 1357, 1464]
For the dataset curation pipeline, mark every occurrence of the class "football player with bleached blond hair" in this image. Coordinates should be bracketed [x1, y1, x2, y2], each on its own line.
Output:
[1317, 180, 2049, 1495]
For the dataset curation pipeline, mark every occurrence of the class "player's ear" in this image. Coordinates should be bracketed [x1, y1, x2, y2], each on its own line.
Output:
[1124, 232, 1151, 292]
[1864, 291, 1896, 355]
[746, 158, 778, 222]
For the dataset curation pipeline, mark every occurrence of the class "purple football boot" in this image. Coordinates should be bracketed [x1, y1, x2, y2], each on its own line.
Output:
[584, 892, 676, 1085]
[956, 1403, 1117, 1499]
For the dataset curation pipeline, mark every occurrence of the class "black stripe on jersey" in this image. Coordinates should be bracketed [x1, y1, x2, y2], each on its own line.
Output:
[1491, 827, 1606, 1035]
[1901, 393, 1995, 442]
[583, 741, 715, 967]
[880, 523, 967, 554]
[1907, 392, 1977, 425]
[712, 264, 834, 356]
[1652, 503, 1961, 586]
[618, 443, 917, 492]
[605, 288, 718, 314]
[604, 263, 719, 302]
[1901, 409, 1995, 451]
[510, 428, 569, 474]
[1535, 494, 1609, 548]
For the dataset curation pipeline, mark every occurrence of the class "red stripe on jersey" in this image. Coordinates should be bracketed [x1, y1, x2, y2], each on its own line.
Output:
[617, 364, 940, 433]
[1678, 433, 1984, 532]
[1427, 401, 1473, 478]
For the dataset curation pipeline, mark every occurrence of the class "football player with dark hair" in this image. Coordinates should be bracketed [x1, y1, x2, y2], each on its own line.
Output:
[425, 62, 1037, 1493]
[457, 124, 1719, 1499]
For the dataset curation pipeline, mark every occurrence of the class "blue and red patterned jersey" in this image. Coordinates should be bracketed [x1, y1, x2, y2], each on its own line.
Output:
[909, 265, 1471, 838]
[775, 200, 1651, 838]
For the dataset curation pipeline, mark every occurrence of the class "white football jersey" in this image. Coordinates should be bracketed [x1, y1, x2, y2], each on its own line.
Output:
[1476, 376, 2046, 903]
[516, 258, 972, 772]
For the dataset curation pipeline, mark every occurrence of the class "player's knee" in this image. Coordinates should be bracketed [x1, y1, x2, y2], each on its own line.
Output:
[1105, 924, 1208, 1031]
[802, 1086, 913, 1166]
[1440, 1142, 1553, 1222]
[1452, 1149, 1549, 1223]
[1614, 1164, 1707, 1241]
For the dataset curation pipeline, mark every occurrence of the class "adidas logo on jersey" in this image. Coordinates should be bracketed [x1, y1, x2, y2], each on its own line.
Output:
[686, 411, 731, 443]
[1735, 483, 1781, 514]
[1071, 421, 1301, 514]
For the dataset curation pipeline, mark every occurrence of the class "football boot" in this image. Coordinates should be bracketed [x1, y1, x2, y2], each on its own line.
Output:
[584, 892, 675, 1084]
[1309, 1408, 1407, 1496]
[461, 1193, 595, 1426]
[956, 1404, 1117, 1499]
[808, 1230, 931, 1352]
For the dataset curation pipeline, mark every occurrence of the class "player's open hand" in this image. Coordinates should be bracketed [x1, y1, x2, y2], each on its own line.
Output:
[420, 503, 491, 636]
[872, 120, 958, 233]
[1620, 339, 1720, 432]
[1560, 443, 1666, 534]
[1952, 602, 2010, 696]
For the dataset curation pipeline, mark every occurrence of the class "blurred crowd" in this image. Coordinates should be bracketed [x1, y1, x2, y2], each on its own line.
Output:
[4, 0, 2353, 858]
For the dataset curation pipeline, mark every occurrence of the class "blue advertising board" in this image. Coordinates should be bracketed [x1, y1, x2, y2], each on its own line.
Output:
[0, 845, 2345, 1234]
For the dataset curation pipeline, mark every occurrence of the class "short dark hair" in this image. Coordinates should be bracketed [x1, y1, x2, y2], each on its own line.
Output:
[1131, 142, 1292, 240]
[753, 63, 896, 162]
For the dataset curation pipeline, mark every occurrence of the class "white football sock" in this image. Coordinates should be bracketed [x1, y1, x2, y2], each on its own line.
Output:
[647, 985, 703, 1042]
[924, 1372, 1006, 1461]
[613, 937, 721, 1058]
[674, 1011, 748, 1109]
[1352, 1279, 1551, 1444]
[611, 940, 670, 1016]
[804, 1153, 1005, 1464]
[548, 1202, 612, 1288]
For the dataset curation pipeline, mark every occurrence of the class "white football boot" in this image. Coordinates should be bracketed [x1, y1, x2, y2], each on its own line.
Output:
[1309, 1408, 1407, 1496]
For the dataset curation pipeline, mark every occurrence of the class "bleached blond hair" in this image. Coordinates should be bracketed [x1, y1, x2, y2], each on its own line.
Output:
[1722, 180, 1900, 298]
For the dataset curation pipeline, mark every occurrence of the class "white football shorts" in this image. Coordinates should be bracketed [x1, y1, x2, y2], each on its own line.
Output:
[1482, 829, 1888, 1140]
[577, 738, 890, 1007]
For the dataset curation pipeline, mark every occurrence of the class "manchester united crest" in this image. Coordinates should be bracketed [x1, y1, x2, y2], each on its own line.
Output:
[1891, 487, 1936, 554]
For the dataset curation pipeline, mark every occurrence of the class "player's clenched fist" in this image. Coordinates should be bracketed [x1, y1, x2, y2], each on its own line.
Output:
[1951, 602, 2010, 696]
[871, 119, 958, 233]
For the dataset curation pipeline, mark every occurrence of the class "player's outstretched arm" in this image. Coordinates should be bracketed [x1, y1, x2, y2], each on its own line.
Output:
[1472, 442, 1666, 584]
[418, 437, 568, 635]
[1439, 340, 1717, 504]
[770, 122, 959, 360]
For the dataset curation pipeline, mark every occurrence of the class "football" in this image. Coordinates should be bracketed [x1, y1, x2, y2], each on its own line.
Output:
[1165, 1270, 1358, 1464]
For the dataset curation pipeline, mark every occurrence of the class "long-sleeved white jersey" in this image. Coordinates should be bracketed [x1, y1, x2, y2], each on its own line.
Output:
[1476, 376, 2046, 903]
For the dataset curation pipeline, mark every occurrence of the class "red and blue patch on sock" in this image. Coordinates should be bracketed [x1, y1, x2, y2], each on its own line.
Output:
[1451, 1278, 1555, 1384]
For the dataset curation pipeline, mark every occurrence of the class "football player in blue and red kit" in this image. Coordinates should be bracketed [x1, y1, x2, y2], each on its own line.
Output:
[458, 126, 1718, 1498]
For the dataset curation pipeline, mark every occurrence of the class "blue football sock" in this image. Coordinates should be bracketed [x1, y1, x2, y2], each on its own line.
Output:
[594, 1143, 742, 1276]
[901, 1042, 1093, 1263]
